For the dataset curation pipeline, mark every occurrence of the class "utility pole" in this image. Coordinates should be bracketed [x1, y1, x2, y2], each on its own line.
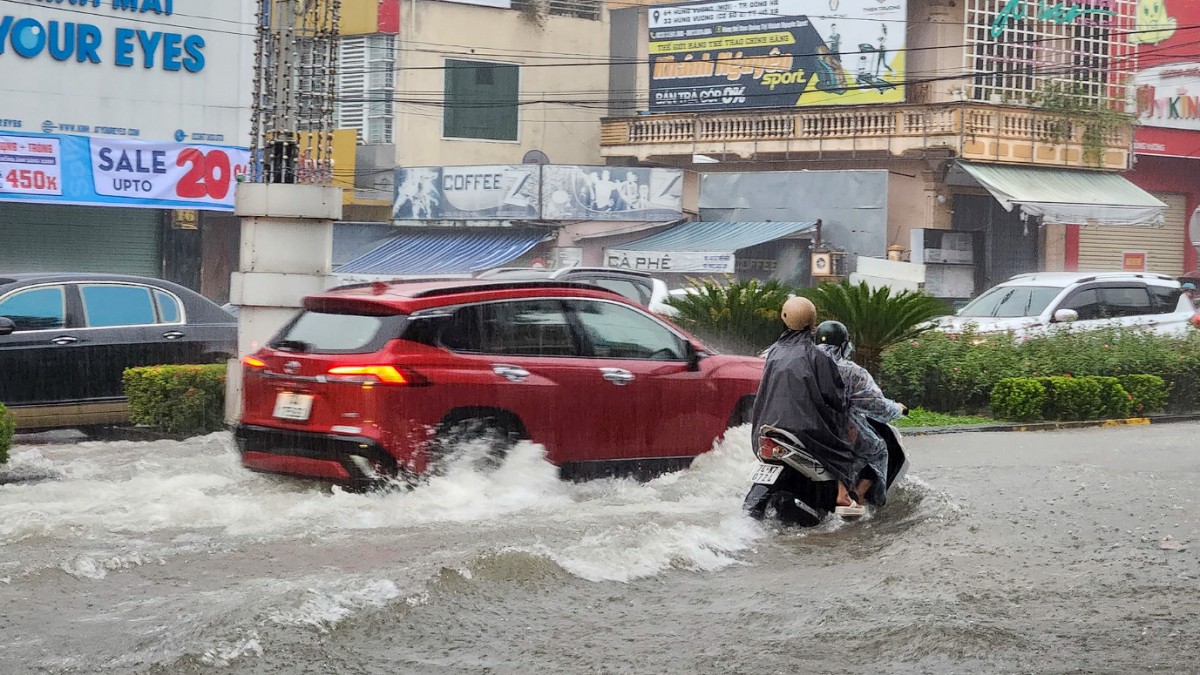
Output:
[227, 0, 344, 423]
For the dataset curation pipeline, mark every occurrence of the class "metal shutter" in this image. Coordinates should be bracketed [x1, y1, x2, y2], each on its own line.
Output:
[1077, 192, 1186, 275]
[0, 203, 161, 277]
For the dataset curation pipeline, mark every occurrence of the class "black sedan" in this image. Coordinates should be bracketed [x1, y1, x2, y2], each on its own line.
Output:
[0, 273, 237, 431]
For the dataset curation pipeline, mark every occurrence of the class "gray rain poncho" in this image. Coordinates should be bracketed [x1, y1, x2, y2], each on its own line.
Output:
[818, 343, 905, 505]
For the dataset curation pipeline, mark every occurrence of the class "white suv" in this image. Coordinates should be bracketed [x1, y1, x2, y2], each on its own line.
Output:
[933, 272, 1198, 339]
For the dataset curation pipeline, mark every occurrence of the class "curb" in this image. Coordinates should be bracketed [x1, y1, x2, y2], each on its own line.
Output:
[901, 413, 1200, 436]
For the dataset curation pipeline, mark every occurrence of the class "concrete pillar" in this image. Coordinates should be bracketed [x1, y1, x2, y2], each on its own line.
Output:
[225, 183, 343, 424]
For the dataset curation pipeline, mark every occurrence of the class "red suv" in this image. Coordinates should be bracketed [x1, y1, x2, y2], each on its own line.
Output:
[236, 279, 764, 488]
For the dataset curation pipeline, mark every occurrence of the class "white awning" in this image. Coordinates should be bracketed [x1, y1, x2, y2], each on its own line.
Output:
[956, 162, 1167, 227]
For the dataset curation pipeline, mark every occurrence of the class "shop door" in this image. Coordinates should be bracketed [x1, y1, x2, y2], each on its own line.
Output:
[0, 204, 161, 277]
[953, 194, 1039, 289]
[1077, 193, 1186, 275]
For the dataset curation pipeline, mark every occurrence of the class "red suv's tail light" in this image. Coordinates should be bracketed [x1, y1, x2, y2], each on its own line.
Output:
[242, 356, 266, 368]
[758, 437, 786, 461]
[327, 365, 425, 385]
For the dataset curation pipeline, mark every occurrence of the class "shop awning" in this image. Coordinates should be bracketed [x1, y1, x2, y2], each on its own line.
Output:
[957, 162, 1167, 226]
[605, 220, 817, 273]
[336, 228, 549, 276]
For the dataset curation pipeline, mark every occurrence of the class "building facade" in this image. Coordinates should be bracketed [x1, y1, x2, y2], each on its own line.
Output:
[599, 0, 1174, 300]
[0, 1, 255, 300]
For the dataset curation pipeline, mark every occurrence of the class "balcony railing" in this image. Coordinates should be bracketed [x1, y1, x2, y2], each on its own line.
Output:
[600, 103, 1131, 170]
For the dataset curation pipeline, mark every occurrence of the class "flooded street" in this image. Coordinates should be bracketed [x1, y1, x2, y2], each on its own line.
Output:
[1, 423, 1197, 674]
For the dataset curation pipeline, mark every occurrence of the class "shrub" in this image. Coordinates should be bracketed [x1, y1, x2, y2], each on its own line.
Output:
[883, 328, 1200, 414]
[123, 365, 227, 436]
[1091, 376, 1135, 420]
[1117, 374, 1169, 415]
[990, 378, 1048, 421]
[665, 277, 794, 354]
[795, 281, 949, 377]
[0, 403, 14, 465]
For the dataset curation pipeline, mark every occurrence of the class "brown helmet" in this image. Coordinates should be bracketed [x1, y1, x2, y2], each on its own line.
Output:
[780, 296, 816, 331]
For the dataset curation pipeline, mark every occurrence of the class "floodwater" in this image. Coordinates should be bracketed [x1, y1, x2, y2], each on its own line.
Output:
[0, 423, 1197, 674]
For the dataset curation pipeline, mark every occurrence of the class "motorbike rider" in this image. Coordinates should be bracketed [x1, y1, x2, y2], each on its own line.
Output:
[751, 297, 863, 515]
[815, 321, 907, 507]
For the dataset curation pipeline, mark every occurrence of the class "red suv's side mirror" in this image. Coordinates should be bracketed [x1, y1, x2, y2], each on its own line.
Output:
[685, 341, 702, 372]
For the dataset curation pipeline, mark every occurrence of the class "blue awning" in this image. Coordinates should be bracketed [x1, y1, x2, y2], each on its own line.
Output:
[337, 228, 550, 276]
[612, 221, 818, 252]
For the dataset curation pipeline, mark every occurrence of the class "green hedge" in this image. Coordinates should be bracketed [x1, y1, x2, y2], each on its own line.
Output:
[0, 403, 14, 465]
[123, 365, 227, 436]
[990, 374, 1170, 421]
[883, 328, 1200, 414]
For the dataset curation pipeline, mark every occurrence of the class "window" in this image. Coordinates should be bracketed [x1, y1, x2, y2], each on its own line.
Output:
[568, 300, 684, 360]
[1059, 288, 1104, 321]
[336, 35, 395, 145]
[81, 285, 155, 328]
[958, 286, 1062, 318]
[0, 286, 66, 331]
[1148, 286, 1183, 314]
[589, 278, 651, 306]
[1100, 287, 1154, 318]
[155, 291, 181, 323]
[276, 311, 390, 353]
[443, 60, 519, 141]
[441, 300, 578, 357]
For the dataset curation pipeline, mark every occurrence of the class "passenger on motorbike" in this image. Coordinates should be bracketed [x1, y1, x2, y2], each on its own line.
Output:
[815, 320, 907, 507]
[751, 297, 863, 514]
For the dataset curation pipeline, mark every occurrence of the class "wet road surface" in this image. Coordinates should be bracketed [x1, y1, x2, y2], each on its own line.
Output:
[0, 423, 1196, 674]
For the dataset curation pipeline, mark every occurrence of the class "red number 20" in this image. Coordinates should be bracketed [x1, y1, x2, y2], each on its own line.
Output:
[176, 149, 232, 201]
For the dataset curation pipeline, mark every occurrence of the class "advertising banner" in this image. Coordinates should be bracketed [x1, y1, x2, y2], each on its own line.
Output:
[1132, 0, 1200, 157]
[0, 131, 248, 211]
[604, 248, 735, 273]
[648, 0, 906, 113]
[0, 1, 254, 144]
[393, 165, 540, 220]
[541, 166, 684, 221]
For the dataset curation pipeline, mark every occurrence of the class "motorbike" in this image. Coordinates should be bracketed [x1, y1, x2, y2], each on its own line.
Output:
[742, 418, 910, 527]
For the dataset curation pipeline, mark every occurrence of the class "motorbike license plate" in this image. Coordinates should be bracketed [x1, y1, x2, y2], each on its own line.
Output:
[749, 463, 784, 485]
[273, 392, 314, 421]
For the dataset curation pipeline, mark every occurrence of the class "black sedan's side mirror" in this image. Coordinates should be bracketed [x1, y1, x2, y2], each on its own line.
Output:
[0, 317, 15, 336]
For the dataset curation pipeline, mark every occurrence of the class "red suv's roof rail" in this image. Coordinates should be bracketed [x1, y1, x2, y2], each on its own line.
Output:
[404, 280, 623, 299]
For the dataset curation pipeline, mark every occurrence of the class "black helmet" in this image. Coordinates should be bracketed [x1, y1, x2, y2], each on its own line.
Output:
[815, 320, 853, 358]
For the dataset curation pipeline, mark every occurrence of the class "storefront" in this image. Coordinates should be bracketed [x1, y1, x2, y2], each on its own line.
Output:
[0, 2, 254, 293]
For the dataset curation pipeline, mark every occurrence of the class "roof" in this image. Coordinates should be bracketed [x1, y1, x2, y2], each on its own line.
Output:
[307, 279, 629, 313]
[1000, 271, 1179, 286]
[336, 228, 550, 276]
[610, 221, 818, 253]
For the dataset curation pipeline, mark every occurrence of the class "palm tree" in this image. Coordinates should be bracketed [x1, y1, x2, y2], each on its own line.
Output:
[796, 281, 948, 376]
[665, 277, 794, 354]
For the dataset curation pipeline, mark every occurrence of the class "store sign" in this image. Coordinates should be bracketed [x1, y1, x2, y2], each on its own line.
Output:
[647, 0, 906, 113]
[1122, 250, 1148, 272]
[1133, 0, 1199, 157]
[0, 131, 248, 211]
[541, 166, 684, 221]
[392, 165, 685, 222]
[0, 1, 253, 143]
[989, 0, 1114, 40]
[393, 165, 539, 220]
[604, 249, 735, 273]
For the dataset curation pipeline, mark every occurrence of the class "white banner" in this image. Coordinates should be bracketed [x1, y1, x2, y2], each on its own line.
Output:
[0, 135, 62, 196]
[89, 139, 250, 209]
[605, 249, 735, 273]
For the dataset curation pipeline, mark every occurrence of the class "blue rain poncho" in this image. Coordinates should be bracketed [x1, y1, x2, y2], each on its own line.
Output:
[818, 343, 904, 505]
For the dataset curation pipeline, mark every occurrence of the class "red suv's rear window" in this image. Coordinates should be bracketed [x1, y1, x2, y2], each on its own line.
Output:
[272, 311, 402, 354]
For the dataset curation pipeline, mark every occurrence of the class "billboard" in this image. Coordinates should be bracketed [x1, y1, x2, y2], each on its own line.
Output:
[648, 0, 906, 113]
[0, 131, 249, 211]
[1132, 0, 1200, 157]
[541, 166, 683, 221]
[0, 1, 254, 145]
[393, 165, 686, 221]
[393, 165, 541, 220]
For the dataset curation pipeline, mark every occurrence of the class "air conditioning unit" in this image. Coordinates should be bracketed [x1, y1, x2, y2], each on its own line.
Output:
[811, 251, 846, 280]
